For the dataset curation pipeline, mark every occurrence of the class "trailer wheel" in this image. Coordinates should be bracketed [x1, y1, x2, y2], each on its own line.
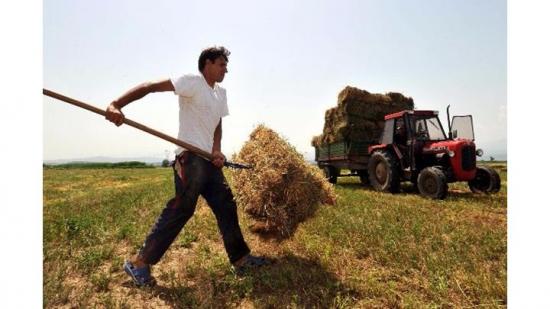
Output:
[368, 150, 400, 192]
[358, 170, 369, 186]
[417, 167, 448, 199]
[323, 166, 338, 184]
[468, 166, 501, 194]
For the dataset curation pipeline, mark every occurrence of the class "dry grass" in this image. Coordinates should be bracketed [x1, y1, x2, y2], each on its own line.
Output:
[43, 162, 507, 308]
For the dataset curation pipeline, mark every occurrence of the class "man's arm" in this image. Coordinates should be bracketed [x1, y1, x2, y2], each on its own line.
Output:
[106, 79, 174, 126]
[211, 119, 225, 168]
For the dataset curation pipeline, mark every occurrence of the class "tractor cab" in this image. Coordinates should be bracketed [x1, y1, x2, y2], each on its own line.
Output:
[376, 110, 452, 176]
[379, 110, 447, 146]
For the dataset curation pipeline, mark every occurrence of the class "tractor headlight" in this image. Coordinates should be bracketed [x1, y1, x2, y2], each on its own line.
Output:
[448, 150, 455, 157]
[476, 148, 484, 157]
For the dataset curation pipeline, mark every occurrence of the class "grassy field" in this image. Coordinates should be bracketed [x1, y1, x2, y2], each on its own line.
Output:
[43, 163, 507, 308]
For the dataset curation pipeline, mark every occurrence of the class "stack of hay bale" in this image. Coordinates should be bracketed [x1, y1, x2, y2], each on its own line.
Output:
[231, 125, 337, 239]
[311, 86, 414, 147]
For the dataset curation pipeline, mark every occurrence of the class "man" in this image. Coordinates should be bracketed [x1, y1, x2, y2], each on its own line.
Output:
[394, 119, 407, 146]
[394, 118, 410, 168]
[106, 46, 270, 287]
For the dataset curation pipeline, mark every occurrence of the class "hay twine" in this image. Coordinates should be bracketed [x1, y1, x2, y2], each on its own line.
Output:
[231, 124, 337, 239]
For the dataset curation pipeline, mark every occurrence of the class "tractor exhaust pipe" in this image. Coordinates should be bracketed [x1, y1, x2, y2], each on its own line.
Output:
[446, 105, 452, 139]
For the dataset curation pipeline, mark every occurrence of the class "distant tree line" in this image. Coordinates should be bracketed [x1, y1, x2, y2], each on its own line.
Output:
[43, 161, 155, 169]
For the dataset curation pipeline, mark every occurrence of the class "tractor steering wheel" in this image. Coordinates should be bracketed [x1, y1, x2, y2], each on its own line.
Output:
[416, 130, 429, 139]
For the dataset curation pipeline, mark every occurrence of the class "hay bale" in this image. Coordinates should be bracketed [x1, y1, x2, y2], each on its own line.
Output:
[232, 124, 337, 239]
[337, 86, 373, 104]
[311, 135, 323, 147]
[314, 86, 415, 146]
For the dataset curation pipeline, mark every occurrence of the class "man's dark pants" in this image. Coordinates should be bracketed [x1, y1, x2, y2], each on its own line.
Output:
[138, 152, 250, 265]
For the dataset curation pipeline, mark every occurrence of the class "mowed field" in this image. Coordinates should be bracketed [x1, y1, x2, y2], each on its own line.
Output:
[43, 162, 507, 308]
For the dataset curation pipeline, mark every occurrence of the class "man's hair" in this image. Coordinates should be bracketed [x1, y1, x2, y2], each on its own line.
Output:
[198, 46, 230, 72]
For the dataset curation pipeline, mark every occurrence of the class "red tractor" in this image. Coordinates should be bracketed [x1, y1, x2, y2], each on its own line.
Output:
[367, 107, 501, 198]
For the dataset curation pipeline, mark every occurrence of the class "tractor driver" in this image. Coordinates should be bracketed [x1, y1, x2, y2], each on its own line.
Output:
[394, 119, 407, 146]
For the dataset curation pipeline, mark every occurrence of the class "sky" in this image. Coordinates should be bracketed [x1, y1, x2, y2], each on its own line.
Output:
[43, 0, 507, 161]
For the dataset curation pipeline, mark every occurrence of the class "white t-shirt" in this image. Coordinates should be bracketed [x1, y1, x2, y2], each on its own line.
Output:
[171, 73, 229, 155]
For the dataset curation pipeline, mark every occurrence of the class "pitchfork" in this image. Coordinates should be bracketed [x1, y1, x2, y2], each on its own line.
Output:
[43, 89, 252, 169]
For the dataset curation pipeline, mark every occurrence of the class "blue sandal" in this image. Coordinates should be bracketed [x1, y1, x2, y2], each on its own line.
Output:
[123, 260, 155, 287]
[233, 255, 273, 276]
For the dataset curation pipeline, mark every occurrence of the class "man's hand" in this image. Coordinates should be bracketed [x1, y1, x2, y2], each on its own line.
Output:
[211, 150, 226, 169]
[105, 103, 125, 126]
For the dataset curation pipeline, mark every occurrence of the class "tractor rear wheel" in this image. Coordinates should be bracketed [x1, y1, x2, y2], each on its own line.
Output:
[417, 167, 448, 199]
[368, 150, 400, 192]
[468, 166, 501, 193]
[323, 166, 338, 184]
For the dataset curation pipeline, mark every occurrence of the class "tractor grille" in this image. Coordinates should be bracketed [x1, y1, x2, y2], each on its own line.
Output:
[461, 145, 476, 171]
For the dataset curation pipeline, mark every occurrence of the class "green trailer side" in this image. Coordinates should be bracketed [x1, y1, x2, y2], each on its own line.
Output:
[314, 140, 374, 184]
[315, 140, 374, 170]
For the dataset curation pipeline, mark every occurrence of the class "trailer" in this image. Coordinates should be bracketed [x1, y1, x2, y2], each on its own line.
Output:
[315, 140, 373, 184]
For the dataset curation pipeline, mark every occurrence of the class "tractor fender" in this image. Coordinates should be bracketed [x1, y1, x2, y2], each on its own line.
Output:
[368, 144, 389, 155]
[368, 144, 404, 166]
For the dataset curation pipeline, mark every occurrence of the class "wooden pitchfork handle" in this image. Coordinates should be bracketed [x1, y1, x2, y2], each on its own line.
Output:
[43, 88, 252, 169]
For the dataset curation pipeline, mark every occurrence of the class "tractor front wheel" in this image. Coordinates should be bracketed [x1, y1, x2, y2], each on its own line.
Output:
[468, 166, 501, 194]
[417, 167, 448, 199]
